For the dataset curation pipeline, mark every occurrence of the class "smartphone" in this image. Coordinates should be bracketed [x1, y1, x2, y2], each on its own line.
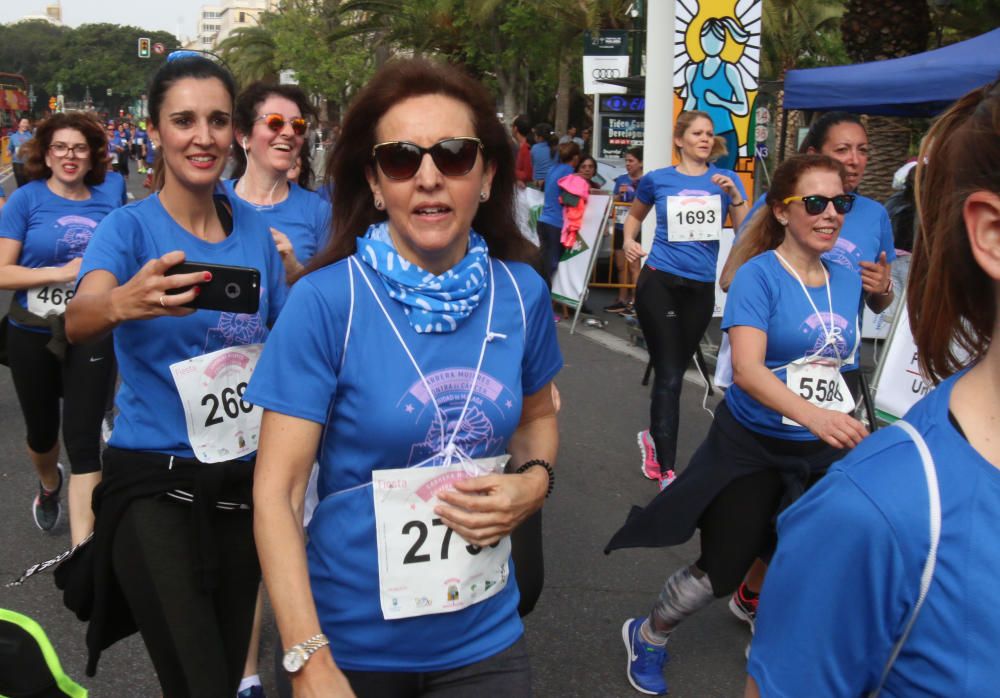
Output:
[591, 172, 607, 188]
[165, 261, 260, 314]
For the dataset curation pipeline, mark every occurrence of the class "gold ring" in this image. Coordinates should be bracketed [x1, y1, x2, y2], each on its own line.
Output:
[159, 295, 166, 307]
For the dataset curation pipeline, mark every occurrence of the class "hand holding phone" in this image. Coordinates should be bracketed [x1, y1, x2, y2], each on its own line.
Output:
[166, 261, 260, 314]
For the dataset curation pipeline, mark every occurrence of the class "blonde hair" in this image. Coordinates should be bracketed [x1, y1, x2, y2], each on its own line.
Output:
[673, 110, 727, 163]
[720, 154, 847, 290]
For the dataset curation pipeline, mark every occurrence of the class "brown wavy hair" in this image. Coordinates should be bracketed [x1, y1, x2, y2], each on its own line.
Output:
[720, 154, 847, 290]
[673, 110, 728, 163]
[909, 78, 1000, 382]
[22, 112, 110, 185]
[307, 58, 536, 273]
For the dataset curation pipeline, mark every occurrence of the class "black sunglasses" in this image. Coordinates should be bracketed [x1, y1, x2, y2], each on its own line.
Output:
[782, 194, 856, 215]
[372, 137, 483, 180]
[255, 113, 308, 136]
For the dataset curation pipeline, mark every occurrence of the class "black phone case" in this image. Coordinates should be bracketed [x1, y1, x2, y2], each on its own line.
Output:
[165, 262, 260, 314]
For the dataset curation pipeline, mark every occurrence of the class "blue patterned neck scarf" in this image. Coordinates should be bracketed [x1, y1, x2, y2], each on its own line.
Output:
[356, 222, 490, 333]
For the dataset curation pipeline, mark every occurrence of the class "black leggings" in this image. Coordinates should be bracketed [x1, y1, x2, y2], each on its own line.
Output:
[7, 323, 116, 474]
[536, 221, 563, 286]
[633, 266, 716, 472]
[112, 496, 260, 698]
[694, 432, 833, 597]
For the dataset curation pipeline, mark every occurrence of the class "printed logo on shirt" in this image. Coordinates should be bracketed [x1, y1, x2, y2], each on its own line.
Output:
[203, 289, 269, 352]
[823, 238, 862, 274]
[799, 311, 851, 359]
[53, 215, 99, 263]
[397, 368, 518, 466]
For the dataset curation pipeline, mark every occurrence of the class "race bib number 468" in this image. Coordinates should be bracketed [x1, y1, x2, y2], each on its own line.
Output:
[27, 283, 75, 318]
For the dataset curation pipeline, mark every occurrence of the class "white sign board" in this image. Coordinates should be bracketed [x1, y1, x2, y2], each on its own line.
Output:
[583, 56, 629, 95]
[515, 187, 544, 247]
[552, 194, 612, 307]
[871, 297, 932, 422]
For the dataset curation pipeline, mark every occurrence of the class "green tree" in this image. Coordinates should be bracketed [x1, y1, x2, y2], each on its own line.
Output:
[0, 20, 69, 112]
[760, 0, 846, 80]
[218, 23, 279, 86]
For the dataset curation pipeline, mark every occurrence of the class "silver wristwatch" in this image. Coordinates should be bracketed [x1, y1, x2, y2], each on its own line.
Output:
[281, 633, 330, 673]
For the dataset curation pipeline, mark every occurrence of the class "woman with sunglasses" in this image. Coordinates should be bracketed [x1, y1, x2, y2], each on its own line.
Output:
[0, 112, 120, 543]
[608, 154, 867, 696]
[727, 110, 896, 632]
[247, 58, 561, 697]
[65, 54, 287, 695]
[622, 110, 748, 486]
[228, 82, 331, 284]
[746, 79, 1000, 698]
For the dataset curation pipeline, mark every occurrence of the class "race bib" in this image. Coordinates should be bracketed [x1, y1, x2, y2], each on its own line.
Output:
[783, 358, 855, 426]
[26, 282, 75, 318]
[169, 344, 263, 463]
[373, 456, 511, 620]
[614, 203, 631, 226]
[667, 194, 722, 242]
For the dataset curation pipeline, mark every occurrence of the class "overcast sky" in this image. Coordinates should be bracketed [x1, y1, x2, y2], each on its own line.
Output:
[0, 0, 206, 39]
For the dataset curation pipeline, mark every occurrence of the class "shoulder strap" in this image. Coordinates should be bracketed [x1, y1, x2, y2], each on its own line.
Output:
[870, 419, 941, 697]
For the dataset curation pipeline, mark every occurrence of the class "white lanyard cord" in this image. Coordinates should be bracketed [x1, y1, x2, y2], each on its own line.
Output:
[773, 250, 839, 350]
[350, 256, 503, 464]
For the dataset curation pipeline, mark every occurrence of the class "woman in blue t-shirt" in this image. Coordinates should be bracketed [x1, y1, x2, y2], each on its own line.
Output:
[228, 81, 332, 283]
[65, 54, 287, 695]
[530, 122, 558, 188]
[608, 154, 867, 696]
[536, 141, 581, 283]
[246, 58, 562, 697]
[747, 78, 1000, 698]
[622, 110, 748, 484]
[0, 112, 120, 543]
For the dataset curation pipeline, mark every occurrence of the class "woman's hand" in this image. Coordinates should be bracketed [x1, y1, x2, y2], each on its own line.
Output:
[109, 250, 205, 323]
[859, 252, 891, 295]
[710, 173, 743, 204]
[271, 227, 305, 281]
[623, 236, 646, 264]
[802, 407, 869, 449]
[58, 257, 83, 283]
[434, 467, 549, 547]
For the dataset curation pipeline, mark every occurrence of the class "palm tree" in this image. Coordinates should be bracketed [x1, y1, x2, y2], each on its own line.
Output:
[761, 0, 846, 80]
[217, 23, 279, 87]
[841, 0, 931, 201]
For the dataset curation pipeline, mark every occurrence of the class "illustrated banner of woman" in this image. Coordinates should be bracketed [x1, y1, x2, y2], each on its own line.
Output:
[674, 0, 761, 184]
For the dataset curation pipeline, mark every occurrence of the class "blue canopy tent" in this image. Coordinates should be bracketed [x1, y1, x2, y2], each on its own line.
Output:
[782, 28, 1000, 117]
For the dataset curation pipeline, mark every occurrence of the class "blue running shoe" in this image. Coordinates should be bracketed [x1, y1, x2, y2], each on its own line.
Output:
[621, 618, 668, 695]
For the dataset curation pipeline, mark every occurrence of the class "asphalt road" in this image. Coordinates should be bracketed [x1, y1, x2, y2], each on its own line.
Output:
[0, 171, 750, 697]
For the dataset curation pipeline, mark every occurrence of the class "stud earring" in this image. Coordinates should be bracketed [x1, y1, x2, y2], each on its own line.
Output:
[479, 191, 489, 202]
[374, 198, 384, 210]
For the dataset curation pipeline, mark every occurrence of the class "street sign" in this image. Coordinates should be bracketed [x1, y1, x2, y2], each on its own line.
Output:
[153, 42, 165, 55]
[583, 30, 629, 95]
[755, 142, 769, 159]
[138, 37, 151, 58]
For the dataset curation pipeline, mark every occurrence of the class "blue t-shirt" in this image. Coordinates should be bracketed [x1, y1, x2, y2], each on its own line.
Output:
[222, 179, 332, 264]
[78, 193, 287, 458]
[749, 371, 1000, 696]
[636, 165, 746, 282]
[722, 251, 861, 439]
[0, 179, 120, 316]
[8, 131, 33, 163]
[245, 255, 563, 672]
[92, 171, 128, 207]
[538, 162, 575, 228]
[530, 142, 557, 182]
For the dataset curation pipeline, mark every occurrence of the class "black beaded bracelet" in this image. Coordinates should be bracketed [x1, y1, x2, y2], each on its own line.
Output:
[515, 459, 555, 498]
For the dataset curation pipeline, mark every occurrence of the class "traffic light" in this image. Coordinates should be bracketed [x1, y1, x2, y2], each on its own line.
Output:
[138, 37, 151, 58]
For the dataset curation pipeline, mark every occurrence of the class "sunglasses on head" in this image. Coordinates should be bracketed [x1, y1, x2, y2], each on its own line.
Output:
[782, 194, 855, 215]
[255, 113, 308, 136]
[372, 137, 483, 180]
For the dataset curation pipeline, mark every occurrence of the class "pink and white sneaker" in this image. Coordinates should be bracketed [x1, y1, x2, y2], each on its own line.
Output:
[659, 469, 677, 491]
[637, 430, 660, 480]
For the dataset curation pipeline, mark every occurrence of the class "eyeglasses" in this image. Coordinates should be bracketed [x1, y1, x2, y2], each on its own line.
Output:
[49, 143, 90, 158]
[255, 113, 308, 136]
[782, 194, 855, 215]
[372, 137, 483, 180]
